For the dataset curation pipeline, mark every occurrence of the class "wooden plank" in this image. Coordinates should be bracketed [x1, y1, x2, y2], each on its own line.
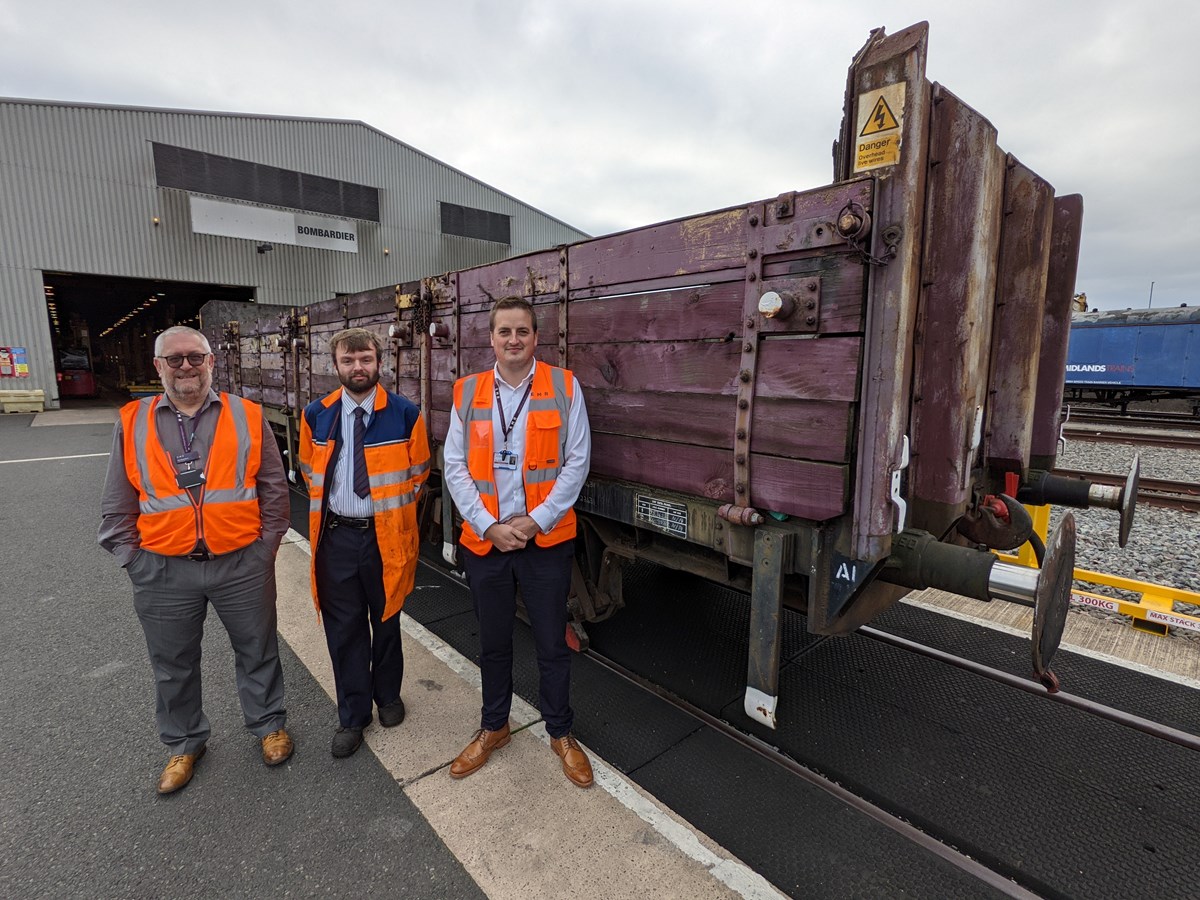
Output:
[568, 208, 748, 291]
[430, 409, 451, 445]
[568, 336, 859, 401]
[908, 87, 1005, 518]
[985, 159, 1055, 475]
[756, 337, 860, 402]
[459, 305, 561, 348]
[305, 296, 348, 327]
[589, 433, 846, 521]
[345, 286, 399, 320]
[585, 388, 852, 463]
[1029, 195, 1083, 469]
[837, 23, 931, 567]
[457, 250, 561, 309]
[566, 283, 745, 344]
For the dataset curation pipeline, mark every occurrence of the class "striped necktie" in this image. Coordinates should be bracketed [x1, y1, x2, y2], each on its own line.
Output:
[353, 407, 370, 499]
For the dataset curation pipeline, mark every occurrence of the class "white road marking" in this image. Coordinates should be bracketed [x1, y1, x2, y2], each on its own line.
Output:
[0, 452, 109, 464]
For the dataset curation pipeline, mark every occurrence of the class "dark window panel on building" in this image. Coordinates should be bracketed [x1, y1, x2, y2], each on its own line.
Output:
[440, 201, 511, 245]
[151, 142, 380, 222]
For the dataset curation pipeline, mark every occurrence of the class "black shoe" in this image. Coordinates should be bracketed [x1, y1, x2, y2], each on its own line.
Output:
[331, 727, 364, 758]
[378, 698, 406, 728]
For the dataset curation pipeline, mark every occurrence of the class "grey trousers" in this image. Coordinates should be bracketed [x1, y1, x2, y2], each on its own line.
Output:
[127, 541, 287, 755]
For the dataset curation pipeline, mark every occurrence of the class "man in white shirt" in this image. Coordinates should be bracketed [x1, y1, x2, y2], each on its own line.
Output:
[442, 297, 593, 788]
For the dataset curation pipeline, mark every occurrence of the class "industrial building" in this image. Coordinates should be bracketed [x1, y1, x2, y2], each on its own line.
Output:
[0, 97, 588, 407]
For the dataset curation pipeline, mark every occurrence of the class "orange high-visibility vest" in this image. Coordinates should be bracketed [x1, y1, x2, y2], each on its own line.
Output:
[120, 394, 264, 555]
[298, 388, 431, 621]
[453, 361, 576, 556]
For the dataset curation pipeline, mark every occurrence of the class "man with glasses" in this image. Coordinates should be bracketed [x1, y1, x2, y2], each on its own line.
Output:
[99, 325, 294, 795]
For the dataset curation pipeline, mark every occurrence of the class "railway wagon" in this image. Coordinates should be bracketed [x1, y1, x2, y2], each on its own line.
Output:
[1064, 306, 1200, 412]
[205, 23, 1126, 727]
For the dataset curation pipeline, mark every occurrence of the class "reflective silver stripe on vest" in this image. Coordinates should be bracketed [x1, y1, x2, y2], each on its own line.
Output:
[474, 479, 496, 495]
[309, 472, 324, 489]
[225, 394, 253, 487]
[131, 398, 158, 499]
[139, 494, 192, 514]
[310, 498, 323, 515]
[525, 466, 559, 485]
[551, 367, 570, 460]
[205, 487, 259, 504]
[374, 490, 416, 512]
[455, 375, 479, 448]
[369, 458, 430, 489]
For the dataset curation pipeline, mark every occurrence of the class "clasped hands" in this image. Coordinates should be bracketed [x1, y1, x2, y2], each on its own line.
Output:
[484, 515, 540, 552]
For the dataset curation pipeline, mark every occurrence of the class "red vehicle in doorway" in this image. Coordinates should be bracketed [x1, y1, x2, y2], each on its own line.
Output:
[57, 346, 98, 398]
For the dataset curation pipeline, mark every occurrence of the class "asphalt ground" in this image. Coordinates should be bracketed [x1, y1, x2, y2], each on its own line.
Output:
[0, 413, 484, 900]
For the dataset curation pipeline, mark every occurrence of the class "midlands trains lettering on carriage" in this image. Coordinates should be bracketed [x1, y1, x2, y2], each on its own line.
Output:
[1064, 363, 1135, 381]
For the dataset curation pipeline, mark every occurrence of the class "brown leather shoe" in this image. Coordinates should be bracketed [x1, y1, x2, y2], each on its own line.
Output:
[449, 724, 511, 779]
[157, 745, 206, 795]
[550, 734, 593, 788]
[261, 728, 294, 766]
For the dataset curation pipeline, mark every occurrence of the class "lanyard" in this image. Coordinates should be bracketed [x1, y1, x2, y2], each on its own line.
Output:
[175, 413, 195, 452]
[494, 378, 533, 449]
[174, 412, 200, 467]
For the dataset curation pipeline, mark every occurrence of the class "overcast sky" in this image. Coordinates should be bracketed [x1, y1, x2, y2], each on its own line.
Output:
[2, 1, 1195, 311]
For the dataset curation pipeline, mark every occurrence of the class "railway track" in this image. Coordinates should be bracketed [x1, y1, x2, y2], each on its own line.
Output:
[1054, 468, 1200, 512]
[1062, 407, 1200, 450]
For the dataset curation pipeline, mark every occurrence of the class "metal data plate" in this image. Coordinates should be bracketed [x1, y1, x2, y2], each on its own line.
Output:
[635, 494, 688, 540]
[1032, 512, 1076, 680]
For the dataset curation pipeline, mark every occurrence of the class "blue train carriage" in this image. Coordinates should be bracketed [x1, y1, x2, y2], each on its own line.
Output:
[1065, 306, 1200, 410]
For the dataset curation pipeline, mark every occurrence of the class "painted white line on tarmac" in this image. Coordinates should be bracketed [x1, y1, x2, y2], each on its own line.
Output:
[0, 452, 109, 464]
[282, 526, 786, 900]
[902, 595, 1200, 690]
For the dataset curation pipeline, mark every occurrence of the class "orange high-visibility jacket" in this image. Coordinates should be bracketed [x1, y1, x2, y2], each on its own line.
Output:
[453, 361, 576, 556]
[120, 394, 264, 555]
[299, 387, 431, 621]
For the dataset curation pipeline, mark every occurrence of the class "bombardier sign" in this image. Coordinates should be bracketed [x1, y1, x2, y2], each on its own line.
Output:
[189, 196, 359, 253]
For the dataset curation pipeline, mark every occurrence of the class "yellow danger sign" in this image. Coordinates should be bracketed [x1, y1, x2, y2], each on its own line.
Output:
[860, 96, 899, 135]
[854, 83, 906, 173]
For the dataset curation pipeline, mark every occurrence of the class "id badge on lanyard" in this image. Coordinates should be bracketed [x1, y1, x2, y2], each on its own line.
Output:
[494, 378, 532, 471]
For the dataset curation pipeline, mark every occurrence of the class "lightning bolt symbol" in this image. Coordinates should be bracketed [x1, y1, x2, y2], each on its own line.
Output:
[874, 102, 887, 131]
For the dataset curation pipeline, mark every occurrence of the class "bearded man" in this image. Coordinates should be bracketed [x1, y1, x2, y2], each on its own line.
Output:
[298, 327, 430, 758]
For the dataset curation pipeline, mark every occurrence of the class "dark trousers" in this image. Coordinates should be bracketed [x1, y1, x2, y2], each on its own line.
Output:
[461, 539, 575, 738]
[315, 520, 402, 729]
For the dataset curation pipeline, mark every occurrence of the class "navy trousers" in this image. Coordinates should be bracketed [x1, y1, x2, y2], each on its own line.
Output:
[461, 539, 575, 738]
[315, 520, 403, 729]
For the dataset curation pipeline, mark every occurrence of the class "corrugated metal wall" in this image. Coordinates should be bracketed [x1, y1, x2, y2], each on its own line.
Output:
[0, 99, 589, 403]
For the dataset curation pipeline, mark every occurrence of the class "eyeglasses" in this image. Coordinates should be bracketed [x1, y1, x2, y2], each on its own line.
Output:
[156, 353, 211, 368]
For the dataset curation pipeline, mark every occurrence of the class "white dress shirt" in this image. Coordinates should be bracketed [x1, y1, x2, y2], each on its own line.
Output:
[327, 386, 377, 518]
[443, 360, 591, 538]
